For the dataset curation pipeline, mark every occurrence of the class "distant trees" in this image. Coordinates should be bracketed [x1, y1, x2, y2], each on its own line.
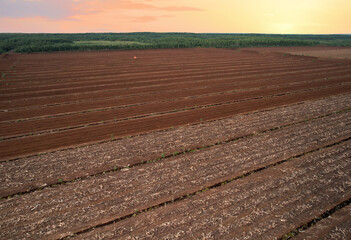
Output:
[0, 32, 350, 54]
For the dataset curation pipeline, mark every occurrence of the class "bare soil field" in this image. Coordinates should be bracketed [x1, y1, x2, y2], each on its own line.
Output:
[289, 49, 351, 60]
[244, 46, 351, 61]
[293, 204, 351, 240]
[0, 47, 350, 239]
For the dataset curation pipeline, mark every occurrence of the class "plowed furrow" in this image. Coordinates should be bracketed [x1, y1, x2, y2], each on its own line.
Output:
[76, 140, 350, 240]
[2, 56, 305, 84]
[1, 77, 350, 138]
[0, 83, 350, 161]
[4, 50, 259, 73]
[0, 110, 350, 239]
[2, 66, 349, 110]
[1, 58, 326, 92]
[1, 63, 340, 101]
[3, 51, 308, 81]
[2, 55, 297, 83]
[292, 204, 351, 240]
[2, 70, 350, 120]
[1, 93, 349, 198]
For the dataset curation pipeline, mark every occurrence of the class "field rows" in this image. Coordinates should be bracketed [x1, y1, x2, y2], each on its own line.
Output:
[1, 64, 350, 108]
[293, 204, 351, 239]
[2, 69, 350, 118]
[1, 98, 350, 239]
[1, 76, 351, 135]
[0, 49, 317, 76]
[1, 49, 351, 161]
[2, 51, 299, 84]
[1, 93, 350, 198]
[1, 83, 351, 161]
[1, 61, 343, 100]
[82, 140, 349, 240]
[2, 66, 350, 111]
[2, 56, 307, 82]
[0, 48, 350, 239]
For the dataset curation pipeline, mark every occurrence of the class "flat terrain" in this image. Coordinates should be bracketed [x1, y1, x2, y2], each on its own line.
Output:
[244, 46, 351, 61]
[289, 49, 351, 60]
[0, 47, 350, 239]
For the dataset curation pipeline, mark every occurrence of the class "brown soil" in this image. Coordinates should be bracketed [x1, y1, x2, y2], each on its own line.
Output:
[2, 76, 351, 139]
[1, 83, 351, 161]
[0, 47, 350, 239]
[1, 67, 350, 120]
[290, 49, 351, 59]
[0, 50, 303, 89]
[1, 93, 350, 198]
[293, 204, 351, 240]
[77, 140, 350, 240]
[242, 46, 351, 54]
[1, 64, 347, 111]
[0, 56, 321, 90]
[244, 46, 351, 61]
[0, 110, 350, 239]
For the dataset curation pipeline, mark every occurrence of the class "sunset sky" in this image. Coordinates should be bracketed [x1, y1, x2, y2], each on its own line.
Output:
[0, 0, 350, 34]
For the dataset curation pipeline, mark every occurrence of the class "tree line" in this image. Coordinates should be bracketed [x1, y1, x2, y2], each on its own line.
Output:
[1, 32, 350, 54]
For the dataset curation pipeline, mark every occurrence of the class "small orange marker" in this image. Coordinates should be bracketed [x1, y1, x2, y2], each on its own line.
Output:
[133, 56, 137, 60]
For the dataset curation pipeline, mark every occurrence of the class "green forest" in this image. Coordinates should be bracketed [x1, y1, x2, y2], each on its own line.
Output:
[1, 32, 351, 54]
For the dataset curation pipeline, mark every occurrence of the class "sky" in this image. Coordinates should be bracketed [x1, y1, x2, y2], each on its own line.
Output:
[0, 0, 350, 34]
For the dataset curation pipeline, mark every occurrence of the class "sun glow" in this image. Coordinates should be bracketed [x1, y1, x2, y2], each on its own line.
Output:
[0, 0, 350, 33]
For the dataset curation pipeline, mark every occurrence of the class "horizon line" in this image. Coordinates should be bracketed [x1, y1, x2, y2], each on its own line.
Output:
[1, 32, 351, 35]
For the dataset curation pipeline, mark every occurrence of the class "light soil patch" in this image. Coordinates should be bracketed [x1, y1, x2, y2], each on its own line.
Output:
[74, 40, 150, 46]
[289, 49, 351, 60]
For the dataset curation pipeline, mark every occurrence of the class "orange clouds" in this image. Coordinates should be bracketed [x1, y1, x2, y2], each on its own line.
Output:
[0, 0, 350, 33]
